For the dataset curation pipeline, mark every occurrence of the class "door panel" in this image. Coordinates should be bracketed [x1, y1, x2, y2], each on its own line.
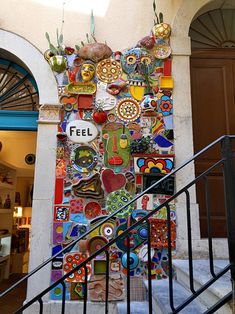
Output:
[191, 54, 235, 237]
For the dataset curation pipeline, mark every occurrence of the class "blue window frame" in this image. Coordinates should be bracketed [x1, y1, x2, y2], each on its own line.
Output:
[0, 58, 39, 130]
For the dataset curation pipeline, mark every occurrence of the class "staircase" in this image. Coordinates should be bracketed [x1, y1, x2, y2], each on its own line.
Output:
[116, 260, 233, 314]
[0, 135, 235, 314]
[149, 260, 233, 314]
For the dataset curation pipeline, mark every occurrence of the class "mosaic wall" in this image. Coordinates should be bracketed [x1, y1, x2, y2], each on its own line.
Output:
[49, 21, 176, 301]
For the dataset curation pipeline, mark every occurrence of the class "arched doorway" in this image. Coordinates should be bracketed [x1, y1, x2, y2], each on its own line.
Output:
[0, 29, 59, 301]
[189, 7, 235, 237]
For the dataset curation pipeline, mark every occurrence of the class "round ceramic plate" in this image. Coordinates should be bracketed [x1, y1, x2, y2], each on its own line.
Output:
[106, 190, 135, 218]
[115, 98, 141, 122]
[96, 59, 122, 83]
[70, 145, 98, 173]
[121, 252, 139, 270]
[152, 45, 172, 59]
[99, 220, 116, 239]
[84, 201, 102, 219]
[87, 236, 108, 255]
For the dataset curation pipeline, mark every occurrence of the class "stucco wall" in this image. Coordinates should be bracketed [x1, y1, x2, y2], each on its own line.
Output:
[0, 0, 184, 53]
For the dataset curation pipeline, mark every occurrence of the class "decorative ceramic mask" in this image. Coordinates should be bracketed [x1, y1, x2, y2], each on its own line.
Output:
[120, 48, 156, 82]
[80, 62, 95, 82]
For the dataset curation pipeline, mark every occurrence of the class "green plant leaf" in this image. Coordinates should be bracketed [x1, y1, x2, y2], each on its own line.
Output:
[45, 32, 51, 44]
[58, 33, 63, 45]
[153, 0, 156, 13]
[91, 34, 97, 42]
[90, 9, 95, 37]
[49, 43, 58, 55]
[75, 45, 80, 51]
[56, 28, 59, 43]
[159, 12, 164, 23]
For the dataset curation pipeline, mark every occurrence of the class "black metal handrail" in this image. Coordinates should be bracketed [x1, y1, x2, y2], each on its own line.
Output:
[1, 135, 235, 314]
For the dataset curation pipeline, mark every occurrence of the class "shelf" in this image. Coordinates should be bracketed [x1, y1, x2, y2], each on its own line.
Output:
[0, 182, 15, 190]
[0, 233, 11, 239]
[0, 208, 13, 214]
[0, 254, 10, 263]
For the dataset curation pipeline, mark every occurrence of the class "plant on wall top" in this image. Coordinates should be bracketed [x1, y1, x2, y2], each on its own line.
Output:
[153, 0, 163, 25]
[45, 28, 65, 56]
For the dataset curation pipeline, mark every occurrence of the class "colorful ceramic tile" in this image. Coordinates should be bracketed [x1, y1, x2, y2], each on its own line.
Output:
[115, 98, 141, 122]
[142, 174, 175, 195]
[51, 269, 63, 283]
[134, 156, 174, 174]
[158, 95, 173, 116]
[88, 217, 116, 240]
[136, 194, 153, 211]
[54, 178, 64, 204]
[102, 122, 131, 170]
[70, 199, 84, 214]
[70, 145, 98, 173]
[66, 120, 98, 143]
[96, 59, 122, 83]
[53, 222, 64, 244]
[106, 190, 134, 219]
[87, 236, 108, 257]
[63, 252, 92, 283]
[66, 82, 96, 95]
[77, 94, 93, 109]
[101, 169, 126, 193]
[72, 173, 104, 199]
[54, 205, 70, 222]
[88, 274, 124, 301]
[153, 200, 176, 221]
[151, 249, 176, 279]
[78, 109, 93, 120]
[84, 201, 102, 219]
[50, 282, 70, 300]
[163, 114, 174, 129]
[52, 257, 63, 270]
[70, 282, 85, 300]
[149, 218, 176, 249]
[56, 159, 66, 178]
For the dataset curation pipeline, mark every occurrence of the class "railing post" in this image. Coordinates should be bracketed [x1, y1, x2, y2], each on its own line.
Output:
[221, 136, 235, 282]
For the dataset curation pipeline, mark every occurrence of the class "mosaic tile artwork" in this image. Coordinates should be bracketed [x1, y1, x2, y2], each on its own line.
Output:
[49, 18, 176, 301]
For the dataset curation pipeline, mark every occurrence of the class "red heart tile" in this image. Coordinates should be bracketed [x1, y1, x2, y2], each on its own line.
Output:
[102, 169, 126, 193]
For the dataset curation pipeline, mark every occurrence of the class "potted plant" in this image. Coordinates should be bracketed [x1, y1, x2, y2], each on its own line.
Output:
[152, 0, 171, 40]
[45, 29, 67, 73]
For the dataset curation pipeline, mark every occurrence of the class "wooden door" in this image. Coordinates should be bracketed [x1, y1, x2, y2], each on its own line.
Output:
[190, 49, 235, 238]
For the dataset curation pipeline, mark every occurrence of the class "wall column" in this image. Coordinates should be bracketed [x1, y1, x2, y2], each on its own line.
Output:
[171, 36, 202, 256]
[26, 104, 61, 301]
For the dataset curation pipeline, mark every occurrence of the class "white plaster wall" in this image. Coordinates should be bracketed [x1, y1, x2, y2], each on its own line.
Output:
[0, 0, 184, 53]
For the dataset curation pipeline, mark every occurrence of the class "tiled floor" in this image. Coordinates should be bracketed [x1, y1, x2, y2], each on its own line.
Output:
[0, 273, 27, 314]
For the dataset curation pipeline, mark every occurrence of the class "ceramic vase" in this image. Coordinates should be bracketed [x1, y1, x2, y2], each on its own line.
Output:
[49, 55, 67, 73]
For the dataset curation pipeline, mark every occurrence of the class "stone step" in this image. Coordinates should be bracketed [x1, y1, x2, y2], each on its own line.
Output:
[116, 301, 153, 314]
[173, 259, 232, 314]
[144, 278, 208, 314]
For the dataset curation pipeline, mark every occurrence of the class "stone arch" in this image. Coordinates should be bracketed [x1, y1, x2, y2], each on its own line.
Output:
[172, 0, 214, 38]
[171, 0, 229, 257]
[0, 29, 58, 104]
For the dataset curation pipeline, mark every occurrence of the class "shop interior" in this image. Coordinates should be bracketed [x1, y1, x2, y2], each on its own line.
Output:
[0, 130, 36, 283]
